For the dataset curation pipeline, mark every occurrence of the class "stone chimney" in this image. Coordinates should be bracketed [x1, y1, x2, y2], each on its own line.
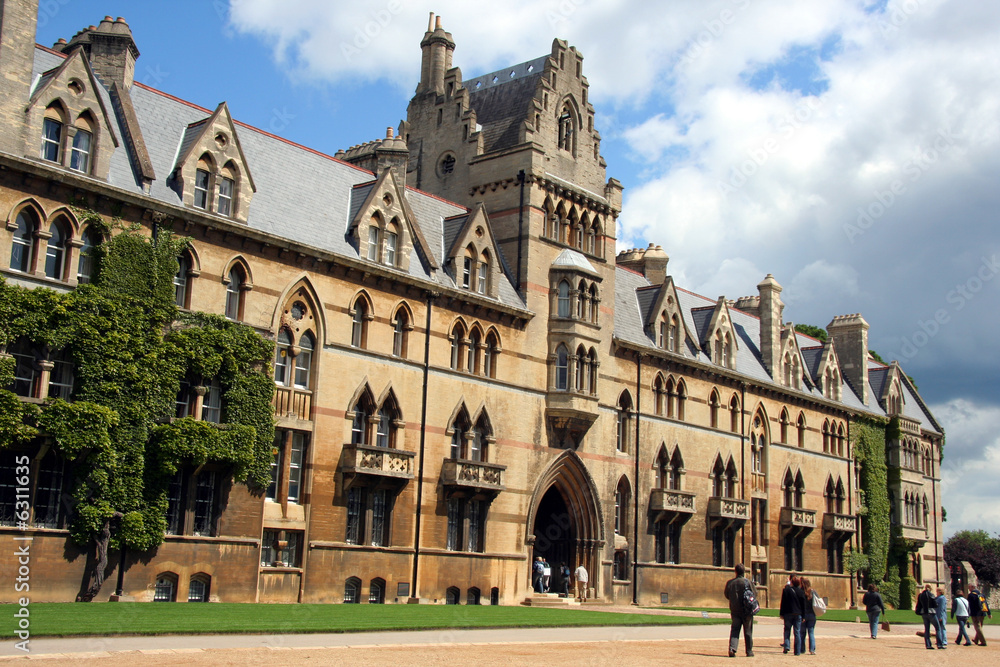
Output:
[616, 244, 669, 284]
[0, 0, 38, 154]
[757, 274, 784, 379]
[827, 314, 870, 405]
[416, 13, 455, 96]
[733, 295, 760, 318]
[56, 16, 139, 89]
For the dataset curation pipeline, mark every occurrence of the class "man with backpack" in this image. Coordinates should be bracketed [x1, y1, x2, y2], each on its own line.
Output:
[724, 563, 758, 657]
[968, 585, 992, 646]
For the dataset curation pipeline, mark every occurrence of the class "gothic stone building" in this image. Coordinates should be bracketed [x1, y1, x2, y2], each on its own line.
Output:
[0, 3, 945, 606]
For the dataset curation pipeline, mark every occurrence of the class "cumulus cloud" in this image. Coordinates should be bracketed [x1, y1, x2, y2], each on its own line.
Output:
[935, 399, 1000, 537]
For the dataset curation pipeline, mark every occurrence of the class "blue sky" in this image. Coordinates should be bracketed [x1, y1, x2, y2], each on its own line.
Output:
[36, 1, 1000, 539]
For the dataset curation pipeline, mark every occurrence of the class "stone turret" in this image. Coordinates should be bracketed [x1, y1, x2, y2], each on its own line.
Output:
[335, 127, 410, 179]
[827, 314, 870, 405]
[616, 244, 668, 285]
[55, 16, 139, 89]
[0, 0, 38, 154]
[415, 13, 455, 96]
[757, 274, 784, 379]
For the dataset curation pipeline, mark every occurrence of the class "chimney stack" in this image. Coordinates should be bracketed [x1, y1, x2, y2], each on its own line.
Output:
[757, 274, 783, 379]
[56, 16, 139, 89]
[416, 13, 455, 96]
[827, 314, 870, 405]
[615, 244, 669, 285]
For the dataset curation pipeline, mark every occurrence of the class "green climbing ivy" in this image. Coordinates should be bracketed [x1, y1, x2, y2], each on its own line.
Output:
[0, 218, 274, 597]
[852, 416, 890, 590]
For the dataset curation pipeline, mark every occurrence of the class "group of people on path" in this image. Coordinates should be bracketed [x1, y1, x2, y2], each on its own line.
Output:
[915, 583, 992, 648]
[532, 556, 589, 601]
[726, 567, 823, 658]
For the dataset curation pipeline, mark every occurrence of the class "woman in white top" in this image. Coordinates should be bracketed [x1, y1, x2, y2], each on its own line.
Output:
[952, 590, 971, 646]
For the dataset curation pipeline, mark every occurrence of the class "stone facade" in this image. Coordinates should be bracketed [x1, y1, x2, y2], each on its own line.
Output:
[0, 2, 944, 608]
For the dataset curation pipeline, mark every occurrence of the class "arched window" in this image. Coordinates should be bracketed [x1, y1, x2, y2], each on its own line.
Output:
[350, 390, 375, 446]
[294, 332, 313, 389]
[392, 308, 409, 358]
[41, 113, 63, 163]
[558, 103, 574, 152]
[557, 281, 571, 317]
[616, 392, 633, 453]
[709, 390, 721, 429]
[449, 409, 470, 460]
[446, 586, 461, 605]
[467, 329, 481, 374]
[224, 266, 245, 320]
[575, 280, 586, 320]
[712, 457, 726, 497]
[351, 297, 368, 348]
[154, 573, 177, 602]
[174, 251, 192, 308]
[462, 247, 474, 289]
[9, 208, 39, 273]
[274, 329, 292, 386]
[614, 478, 630, 535]
[477, 251, 489, 295]
[467, 587, 481, 605]
[77, 227, 101, 283]
[44, 219, 68, 280]
[344, 577, 361, 603]
[217, 163, 236, 216]
[669, 315, 680, 352]
[368, 578, 385, 604]
[377, 394, 400, 449]
[384, 219, 399, 266]
[653, 374, 665, 415]
[589, 284, 600, 324]
[450, 322, 465, 371]
[664, 376, 676, 418]
[725, 458, 739, 497]
[797, 412, 806, 447]
[194, 156, 212, 209]
[823, 421, 831, 453]
[750, 413, 767, 476]
[188, 574, 211, 602]
[655, 447, 669, 489]
[669, 448, 684, 490]
[574, 345, 586, 392]
[555, 344, 569, 390]
[794, 472, 805, 507]
[675, 380, 686, 420]
[783, 470, 795, 508]
[779, 408, 790, 443]
[48, 348, 74, 401]
[729, 394, 741, 433]
[588, 347, 598, 394]
[483, 332, 499, 379]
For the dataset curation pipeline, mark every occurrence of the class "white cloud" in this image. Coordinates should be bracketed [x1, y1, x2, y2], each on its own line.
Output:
[935, 398, 1000, 537]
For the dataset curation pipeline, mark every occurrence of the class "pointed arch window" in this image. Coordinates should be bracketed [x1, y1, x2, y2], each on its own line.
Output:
[216, 165, 235, 216]
[467, 329, 481, 374]
[616, 392, 633, 453]
[351, 297, 368, 348]
[293, 332, 314, 389]
[557, 281, 571, 317]
[477, 252, 489, 295]
[483, 332, 499, 379]
[274, 329, 292, 386]
[797, 413, 806, 447]
[450, 323, 465, 371]
[76, 227, 100, 283]
[709, 390, 721, 429]
[392, 308, 409, 358]
[9, 209, 37, 273]
[194, 165, 210, 210]
[224, 266, 245, 321]
[614, 478, 630, 535]
[558, 104, 575, 152]
[41, 117, 62, 163]
[44, 220, 68, 280]
[555, 344, 569, 390]
[385, 220, 399, 266]
[729, 394, 741, 433]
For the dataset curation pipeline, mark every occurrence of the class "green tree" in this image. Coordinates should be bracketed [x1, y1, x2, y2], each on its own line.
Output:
[944, 530, 1000, 586]
[0, 222, 274, 600]
[794, 324, 827, 342]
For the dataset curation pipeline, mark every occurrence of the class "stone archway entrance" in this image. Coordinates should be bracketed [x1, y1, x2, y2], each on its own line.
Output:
[527, 452, 603, 598]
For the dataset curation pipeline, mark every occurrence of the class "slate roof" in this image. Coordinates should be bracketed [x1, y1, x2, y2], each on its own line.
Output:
[466, 55, 547, 154]
[28, 46, 528, 313]
[613, 266, 922, 424]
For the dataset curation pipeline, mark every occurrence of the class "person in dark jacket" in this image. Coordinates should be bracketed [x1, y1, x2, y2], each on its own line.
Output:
[724, 563, 757, 657]
[915, 583, 939, 649]
[780, 575, 805, 655]
[802, 577, 818, 655]
[862, 583, 886, 639]
[969, 586, 992, 646]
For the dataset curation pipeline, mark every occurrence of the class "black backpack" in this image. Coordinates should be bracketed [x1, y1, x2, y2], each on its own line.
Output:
[742, 581, 760, 616]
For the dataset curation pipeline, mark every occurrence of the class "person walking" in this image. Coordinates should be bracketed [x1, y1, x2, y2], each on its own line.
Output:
[802, 578, 818, 655]
[780, 575, 805, 655]
[916, 583, 938, 649]
[968, 585, 992, 646]
[862, 583, 886, 639]
[532, 556, 544, 593]
[558, 562, 571, 597]
[934, 587, 948, 649]
[952, 588, 971, 646]
[542, 558, 551, 592]
[574, 562, 589, 601]
[724, 563, 757, 657]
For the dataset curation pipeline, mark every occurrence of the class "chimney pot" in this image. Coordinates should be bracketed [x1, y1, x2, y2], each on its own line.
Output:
[436, 16, 443, 29]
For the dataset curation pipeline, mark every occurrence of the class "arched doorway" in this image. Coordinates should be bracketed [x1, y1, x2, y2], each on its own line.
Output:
[526, 451, 603, 598]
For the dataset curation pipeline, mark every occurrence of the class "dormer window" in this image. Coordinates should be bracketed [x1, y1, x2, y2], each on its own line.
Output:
[462, 253, 472, 289]
[41, 118, 62, 162]
[216, 175, 234, 216]
[69, 129, 92, 173]
[384, 221, 399, 266]
[477, 254, 488, 295]
[367, 226, 379, 261]
[194, 167, 210, 209]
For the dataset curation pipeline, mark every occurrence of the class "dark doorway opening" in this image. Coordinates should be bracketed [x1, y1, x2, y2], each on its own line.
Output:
[532, 486, 575, 592]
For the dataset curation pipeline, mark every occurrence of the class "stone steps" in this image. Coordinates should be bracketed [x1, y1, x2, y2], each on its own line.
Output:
[522, 593, 581, 607]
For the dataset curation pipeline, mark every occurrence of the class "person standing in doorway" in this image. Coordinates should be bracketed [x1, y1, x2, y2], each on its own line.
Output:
[862, 583, 886, 639]
[532, 556, 544, 593]
[952, 588, 971, 646]
[574, 562, 589, 601]
[542, 558, 551, 592]
[724, 563, 757, 657]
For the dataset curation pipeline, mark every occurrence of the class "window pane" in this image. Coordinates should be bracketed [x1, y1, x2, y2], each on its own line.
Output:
[10, 213, 34, 273]
[165, 472, 184, 535]
[194, 169, 209, 209]
[44, 223, 65, 280]
[371, 489, 386, 547]
[202, 379, 222, 423]
[225, 270, 242, 320]
[48, 354, 74, 401]
[287, 433, 305, 503]
[173, 254, 189, 306]
[188, 578, 208, 602]
[477, 263, 487, 294]
[217, 177, 233, 216]
[266, 433, 282, 501]
[384, 231, 397, 265]
[192, 472, 217, 536]
[33, 452, 64, 528]
[346, 488, 363, 544]
[41, 118, 61, 162]
[274, 331, 291, 386]
[261, 529, 277, 566]
[77, 230, 99, 283]
[446, 498, 460, 550]
[154, 577, 175, 602]
[70, 129, 92, 173]
[9, 339, 37, 398]
[367, 227, 379, 261]
[294, 337, 312, 389]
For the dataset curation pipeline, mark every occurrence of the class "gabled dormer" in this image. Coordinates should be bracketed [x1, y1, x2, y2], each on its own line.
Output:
[444, 203, 503, 298]
[701, 297, 738, 369]
[170, 102, 255, 222]
[24, 49, 119, 180]
[778, 325, 806, 390]
[881, 362, 906, 416]
[348, 168, 436, 275]
[643, 276, 693, 355]
[816, 339, 843, 401]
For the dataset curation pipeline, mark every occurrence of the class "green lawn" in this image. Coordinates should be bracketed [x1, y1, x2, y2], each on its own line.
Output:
[661, 606, 995, 625]
[4, 603, 728, 638]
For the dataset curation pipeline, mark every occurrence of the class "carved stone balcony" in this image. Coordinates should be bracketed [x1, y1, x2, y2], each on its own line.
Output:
[649, 488, 697, 524]
[707, 496, 749, 527]
[545, 390, 599, 448]
[823, 512, 857, 535]
[899, 523, 929, 547]
[341, 443, 415, 491]
[441, 459, 506, 497]
[780, 507, 817, 536]
[273, 386, 312, 421]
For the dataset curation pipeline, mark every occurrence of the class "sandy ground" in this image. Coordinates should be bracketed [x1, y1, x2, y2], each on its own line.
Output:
[3, 611, 997, 665]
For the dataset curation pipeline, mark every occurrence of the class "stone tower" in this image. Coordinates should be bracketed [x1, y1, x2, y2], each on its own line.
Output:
[0, 0, 38, 154]
[827, 314, 870, 404]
